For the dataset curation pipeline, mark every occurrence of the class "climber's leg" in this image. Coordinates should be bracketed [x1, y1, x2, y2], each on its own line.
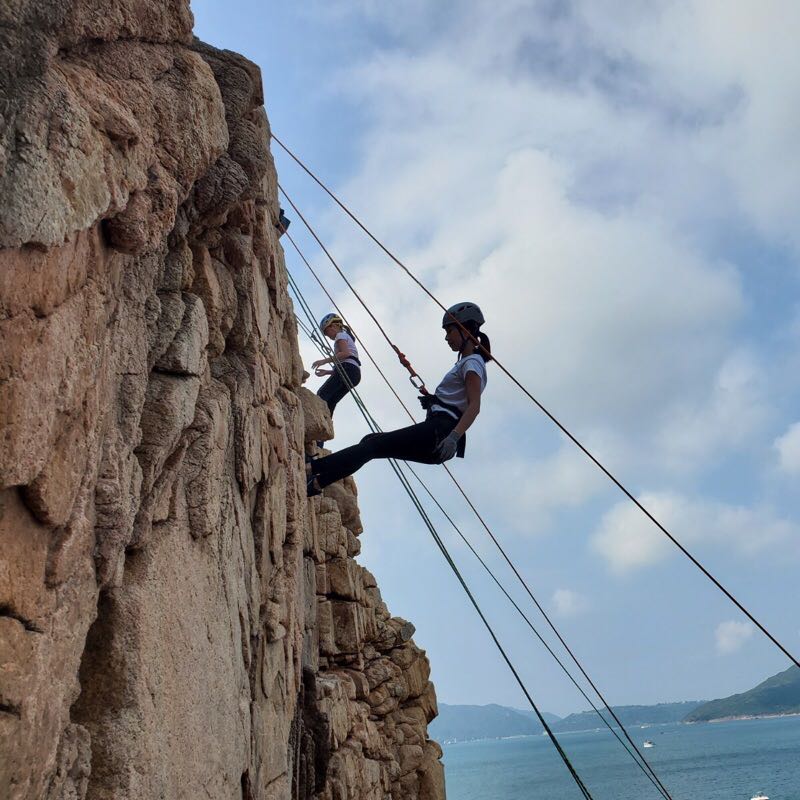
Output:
[309, 415, 456, 490]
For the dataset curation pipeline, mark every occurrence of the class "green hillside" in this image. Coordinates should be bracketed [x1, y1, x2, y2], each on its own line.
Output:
[685, 665, 800, 722]
[553, 701, 703, 733]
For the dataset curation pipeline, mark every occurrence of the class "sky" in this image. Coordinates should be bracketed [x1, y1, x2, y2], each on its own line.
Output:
[192, 0, 800, 718]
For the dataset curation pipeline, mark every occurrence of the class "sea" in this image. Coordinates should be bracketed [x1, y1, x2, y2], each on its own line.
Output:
[442, 715, 800, 800]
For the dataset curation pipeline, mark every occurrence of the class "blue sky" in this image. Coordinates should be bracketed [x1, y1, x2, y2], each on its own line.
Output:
[193, 1, 800, 717]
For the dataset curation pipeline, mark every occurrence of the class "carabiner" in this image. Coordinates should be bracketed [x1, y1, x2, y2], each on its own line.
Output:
[409, 374, 428, 393]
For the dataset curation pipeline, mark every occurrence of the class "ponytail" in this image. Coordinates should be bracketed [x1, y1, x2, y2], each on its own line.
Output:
[462, 320, 492, 362]
[476, 331, 492, 363]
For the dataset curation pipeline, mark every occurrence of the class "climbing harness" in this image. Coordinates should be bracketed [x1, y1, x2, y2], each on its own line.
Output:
[419, 394, 466, 458]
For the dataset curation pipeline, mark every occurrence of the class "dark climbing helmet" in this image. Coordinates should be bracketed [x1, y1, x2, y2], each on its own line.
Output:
[442, 302, 485, 329]
[319, 313, 343, 331]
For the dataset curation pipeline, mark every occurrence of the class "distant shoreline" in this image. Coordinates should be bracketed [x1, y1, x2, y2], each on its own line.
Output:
[435, 668, 800, 744]
[442, 713, 800, 744]
[703, 711, 800, 724]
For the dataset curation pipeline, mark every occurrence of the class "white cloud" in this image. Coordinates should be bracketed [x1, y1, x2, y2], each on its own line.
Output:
[560, 0, 800, 250]
[551, 588, 588, 618]
[464, 441, 608, 537]
[775, 422, 800, 474]
[324, 135, 745, 445]
[591, 491, 799, 574]
[322, 0, 800, 248]
[522, 444, 606, 512]
[590, 492, 675, 573]
[653, 350, 771, 473]
[715, 620, 755, 655]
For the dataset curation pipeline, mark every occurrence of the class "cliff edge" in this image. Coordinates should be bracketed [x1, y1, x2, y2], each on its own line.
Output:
[0, 3, 445, 798]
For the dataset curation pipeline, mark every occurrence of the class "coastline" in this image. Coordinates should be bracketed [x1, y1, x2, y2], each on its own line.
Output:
[443, 713, 800, 743]
[704, 711, 800, 724]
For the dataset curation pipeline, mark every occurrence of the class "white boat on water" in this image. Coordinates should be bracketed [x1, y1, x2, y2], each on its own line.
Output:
[643, 740, 655, 748]
[750, 793, 768, 800]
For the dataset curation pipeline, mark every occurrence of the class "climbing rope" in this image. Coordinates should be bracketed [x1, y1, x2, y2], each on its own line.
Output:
[284, 217, 669, 797]
[278, 184, 429, 394]
[288, 275, 596, 800]
[288, 256, 674, 799]
[283, 228, 425, 415]
[287, 254, 674, 799]
[408, 469, 675, 800]
[272, 132, 800, 672]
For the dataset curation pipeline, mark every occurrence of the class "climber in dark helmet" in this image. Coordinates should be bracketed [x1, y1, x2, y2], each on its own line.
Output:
[307, 302, 491, 496]
[312, 313, 362, 417]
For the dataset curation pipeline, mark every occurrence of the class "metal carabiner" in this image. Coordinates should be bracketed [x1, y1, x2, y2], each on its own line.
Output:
[409, 374, 427, 393]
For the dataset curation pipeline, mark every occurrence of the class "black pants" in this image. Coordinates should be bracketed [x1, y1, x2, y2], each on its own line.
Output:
[317, 362, 361, 415]
[310, 413, 458, 489]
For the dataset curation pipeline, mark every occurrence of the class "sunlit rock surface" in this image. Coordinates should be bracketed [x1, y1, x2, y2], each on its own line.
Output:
[0, 2, 445, 798]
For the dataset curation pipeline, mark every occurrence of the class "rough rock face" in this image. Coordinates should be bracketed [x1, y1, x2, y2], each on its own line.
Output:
[0, 3, 445, 799]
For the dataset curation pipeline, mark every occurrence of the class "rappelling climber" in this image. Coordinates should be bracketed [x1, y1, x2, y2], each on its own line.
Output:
[306, 302, 491, 496]
[312, 313, 362, 417]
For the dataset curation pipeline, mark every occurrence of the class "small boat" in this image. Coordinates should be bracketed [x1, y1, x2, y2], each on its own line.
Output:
[750, 794, 768, 800]
[643, 740, 655, 748]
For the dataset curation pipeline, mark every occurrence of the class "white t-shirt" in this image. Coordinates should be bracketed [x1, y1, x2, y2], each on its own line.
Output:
[334, 331, 359, 367]
[430, 354, 487, 418]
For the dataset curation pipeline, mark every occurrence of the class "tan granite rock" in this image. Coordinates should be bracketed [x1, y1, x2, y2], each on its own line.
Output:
[0, 3, 445, 799]
[300, 387, 335, 445]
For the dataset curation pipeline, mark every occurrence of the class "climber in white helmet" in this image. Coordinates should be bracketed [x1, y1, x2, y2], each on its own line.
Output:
[307, 302, 490, 495]
[312, 312, 362, 418]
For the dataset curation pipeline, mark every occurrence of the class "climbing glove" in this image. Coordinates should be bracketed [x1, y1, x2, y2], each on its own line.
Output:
[435, 430, 461, 463]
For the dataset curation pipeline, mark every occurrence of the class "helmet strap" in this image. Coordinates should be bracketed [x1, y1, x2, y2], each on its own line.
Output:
[458, 329, 477, 359]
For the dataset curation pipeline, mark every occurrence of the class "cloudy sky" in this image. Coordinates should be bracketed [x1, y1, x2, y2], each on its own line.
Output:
[193, 1, 800, 717]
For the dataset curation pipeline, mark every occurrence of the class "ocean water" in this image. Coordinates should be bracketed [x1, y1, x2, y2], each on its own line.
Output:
[443, 716, 800, 800]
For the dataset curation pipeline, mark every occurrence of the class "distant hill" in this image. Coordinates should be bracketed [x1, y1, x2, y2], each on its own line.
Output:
[685, 666, 800, 722]
[429, 703, 559, 742]
[432, 668, 800, 741]
[552, 701, 704, 733]
[428, 700, 706, 741]
[515, 709, 570, 726]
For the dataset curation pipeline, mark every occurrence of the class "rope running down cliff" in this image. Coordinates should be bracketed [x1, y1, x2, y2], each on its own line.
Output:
[293, 308, 673, 800]
[272, 132, 800, 673]
[287, 241, 671, 800]
[280, 190, 789, 794]
[289, 278, 596, 800]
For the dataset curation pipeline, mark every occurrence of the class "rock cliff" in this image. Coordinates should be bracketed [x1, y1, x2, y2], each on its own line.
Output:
[0, 3, 445, 798]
